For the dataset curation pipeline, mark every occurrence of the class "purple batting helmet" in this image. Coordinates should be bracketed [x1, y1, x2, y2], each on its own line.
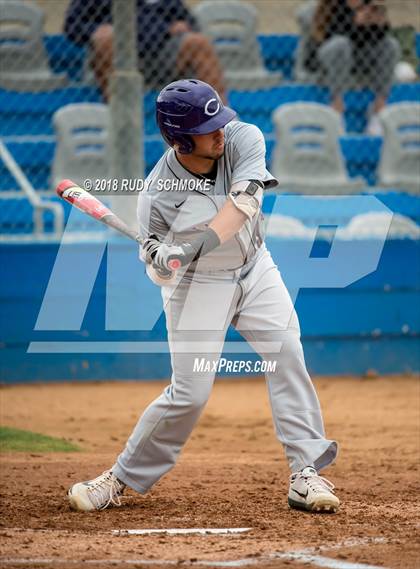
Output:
[156, 79, 236, 154]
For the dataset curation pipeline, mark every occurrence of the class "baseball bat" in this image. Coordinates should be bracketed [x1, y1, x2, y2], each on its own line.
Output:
[55, 180, 182, 273]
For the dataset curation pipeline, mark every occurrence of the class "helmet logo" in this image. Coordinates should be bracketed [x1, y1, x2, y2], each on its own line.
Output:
[204, 98, 220, 116]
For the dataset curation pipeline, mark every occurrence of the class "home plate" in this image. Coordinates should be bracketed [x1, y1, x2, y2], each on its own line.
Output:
[113, 528, 252, 536]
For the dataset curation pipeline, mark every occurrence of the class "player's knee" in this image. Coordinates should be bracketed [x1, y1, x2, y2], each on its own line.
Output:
[187, 391, 210, 411]
[279, 334, 305, 366]
[319, 35, 352, 64]
[259, 329, 303, 367]
[175, 384, 211, 411]
[382, 36, 401, 65]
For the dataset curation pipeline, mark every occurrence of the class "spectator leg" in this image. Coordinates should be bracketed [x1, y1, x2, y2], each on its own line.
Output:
[176, 33, 227, 103]
[362, 37, 401, 114]
[318, 36, 353, 114]
[91, 24, 114, 102]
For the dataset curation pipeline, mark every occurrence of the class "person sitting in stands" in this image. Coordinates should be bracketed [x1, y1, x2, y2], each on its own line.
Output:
[303, 0, 400, 134]
[64, 0, 227, 102]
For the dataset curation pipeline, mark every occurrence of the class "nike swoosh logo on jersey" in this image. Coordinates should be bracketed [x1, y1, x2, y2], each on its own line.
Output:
[292, 488, 308, 498]
[175, 200, 186, 209]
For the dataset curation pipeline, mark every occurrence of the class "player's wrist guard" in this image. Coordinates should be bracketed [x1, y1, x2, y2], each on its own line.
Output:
[144, 229, 221, 272]
[165, 228, 221, 269]
[186, 227, 221, 262]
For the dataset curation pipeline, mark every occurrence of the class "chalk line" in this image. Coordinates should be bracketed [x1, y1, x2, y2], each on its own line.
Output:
[113, 528, 252, 536]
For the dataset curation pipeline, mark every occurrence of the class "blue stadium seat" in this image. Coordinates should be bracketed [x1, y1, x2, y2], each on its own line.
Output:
[340, 136, 382, 186]
[43, 35, 86, 82]
[0, 87, 102, 136]
[230, 84, 330, 114]
[257, 34, 298, 79]
[388, 83, 420, 104]
[230, 85, 330, 133]
[265, 134, 382, 186]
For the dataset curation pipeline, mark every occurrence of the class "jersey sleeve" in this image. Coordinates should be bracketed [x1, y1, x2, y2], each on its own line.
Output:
[229, 123, 278, 189]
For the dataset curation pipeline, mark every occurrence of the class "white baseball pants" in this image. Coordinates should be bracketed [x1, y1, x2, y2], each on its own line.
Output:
[113, 246, 338, 493]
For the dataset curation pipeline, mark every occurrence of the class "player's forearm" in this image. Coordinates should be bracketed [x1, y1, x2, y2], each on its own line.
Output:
[208, 199, 248, 244]
[188, 180, 262, 258]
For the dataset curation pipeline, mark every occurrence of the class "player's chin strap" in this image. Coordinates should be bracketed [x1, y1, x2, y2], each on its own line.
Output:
[228, 179, 264, 220]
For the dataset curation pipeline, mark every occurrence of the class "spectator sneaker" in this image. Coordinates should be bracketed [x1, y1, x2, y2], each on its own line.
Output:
[68, 470, 126, 511]
[288, 466, 340, 513]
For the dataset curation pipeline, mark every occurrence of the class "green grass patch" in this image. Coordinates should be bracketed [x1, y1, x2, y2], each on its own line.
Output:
[0, 426, 81, 452]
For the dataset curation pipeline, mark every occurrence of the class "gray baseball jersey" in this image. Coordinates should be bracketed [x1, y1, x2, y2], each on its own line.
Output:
[137, 121, 278, 271]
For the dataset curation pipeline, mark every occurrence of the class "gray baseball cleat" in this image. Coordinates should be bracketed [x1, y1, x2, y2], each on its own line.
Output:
[68, 470, 126, 511]
[288, 466, 340, 513]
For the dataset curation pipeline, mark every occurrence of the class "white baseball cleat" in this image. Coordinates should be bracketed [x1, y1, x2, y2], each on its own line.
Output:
[68, 470, 126, 511]
[288, 466, 340, 513]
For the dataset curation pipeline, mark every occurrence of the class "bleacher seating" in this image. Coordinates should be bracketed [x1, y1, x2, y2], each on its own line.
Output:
[2, 82, 418, 139]
[1, 32, 419, 234]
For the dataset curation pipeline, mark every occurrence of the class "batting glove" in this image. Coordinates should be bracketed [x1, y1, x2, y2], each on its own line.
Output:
[143, 228, 221, 272]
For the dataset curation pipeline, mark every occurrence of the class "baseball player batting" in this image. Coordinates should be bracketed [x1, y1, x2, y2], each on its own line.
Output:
[68, 79, 340, 514]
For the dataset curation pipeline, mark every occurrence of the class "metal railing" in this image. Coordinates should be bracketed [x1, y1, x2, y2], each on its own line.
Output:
[0, 139, 64, 239]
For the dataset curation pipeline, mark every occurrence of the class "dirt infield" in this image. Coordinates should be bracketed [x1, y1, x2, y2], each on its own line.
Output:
[1, 375, 419, 569]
